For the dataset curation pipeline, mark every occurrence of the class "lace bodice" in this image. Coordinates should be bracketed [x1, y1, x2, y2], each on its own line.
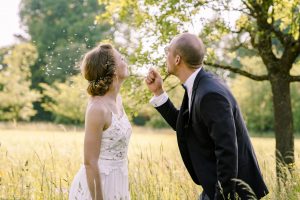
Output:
[99, 111, 132, 161]
[69, 108, 131, 200]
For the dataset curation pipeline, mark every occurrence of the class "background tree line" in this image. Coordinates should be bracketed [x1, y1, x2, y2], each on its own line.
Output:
[2, 42, 299, 133]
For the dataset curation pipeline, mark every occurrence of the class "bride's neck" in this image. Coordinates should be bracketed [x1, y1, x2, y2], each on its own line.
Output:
[105, 79, 123, 102]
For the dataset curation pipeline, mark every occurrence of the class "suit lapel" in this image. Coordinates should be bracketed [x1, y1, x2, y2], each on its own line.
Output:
[187, 69, 206, 125]
[177, 89, 189, 136]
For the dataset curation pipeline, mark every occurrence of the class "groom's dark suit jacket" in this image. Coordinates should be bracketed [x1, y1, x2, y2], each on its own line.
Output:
[155, 69, 268, 200]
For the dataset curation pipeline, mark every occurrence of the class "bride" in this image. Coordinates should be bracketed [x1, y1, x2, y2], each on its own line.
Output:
[69, 44, 131, 200]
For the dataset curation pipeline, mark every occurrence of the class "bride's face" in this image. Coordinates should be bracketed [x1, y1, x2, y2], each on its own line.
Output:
[113, 49, 129, 79]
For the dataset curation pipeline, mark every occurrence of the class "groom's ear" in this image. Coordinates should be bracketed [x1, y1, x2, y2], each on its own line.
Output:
[175, 55, 181, 65]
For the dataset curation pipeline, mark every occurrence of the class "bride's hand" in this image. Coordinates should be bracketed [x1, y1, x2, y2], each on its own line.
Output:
[145, 68, 164, 96]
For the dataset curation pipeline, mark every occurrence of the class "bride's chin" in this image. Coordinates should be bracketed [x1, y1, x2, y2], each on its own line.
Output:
[124, 72, 130, 79]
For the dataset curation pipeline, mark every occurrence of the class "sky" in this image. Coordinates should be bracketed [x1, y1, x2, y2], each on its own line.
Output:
[0, 0, 25, 47]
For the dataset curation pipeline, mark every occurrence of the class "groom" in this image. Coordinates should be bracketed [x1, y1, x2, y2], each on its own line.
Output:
[145, 33, 268, 200]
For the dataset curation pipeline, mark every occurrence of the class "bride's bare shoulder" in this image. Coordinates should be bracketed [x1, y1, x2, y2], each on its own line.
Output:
[86, 97, 110, 119]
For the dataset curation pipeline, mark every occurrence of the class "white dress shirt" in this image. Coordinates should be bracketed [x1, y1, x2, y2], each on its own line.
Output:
[150, 67, 202, 112]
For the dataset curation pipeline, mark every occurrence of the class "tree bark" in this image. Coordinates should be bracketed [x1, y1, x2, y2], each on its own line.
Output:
[269, 73, 294, 179]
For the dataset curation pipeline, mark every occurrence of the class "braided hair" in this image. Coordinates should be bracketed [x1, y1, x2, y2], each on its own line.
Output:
[81, 44, 116, 96]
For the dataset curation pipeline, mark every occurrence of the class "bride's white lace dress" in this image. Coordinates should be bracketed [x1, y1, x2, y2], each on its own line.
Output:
[69, 111, 132, 200]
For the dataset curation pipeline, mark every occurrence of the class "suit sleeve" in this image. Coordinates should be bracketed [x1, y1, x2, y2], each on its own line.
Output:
[155, 98, 179, 131]
[200, 93, 238, 200]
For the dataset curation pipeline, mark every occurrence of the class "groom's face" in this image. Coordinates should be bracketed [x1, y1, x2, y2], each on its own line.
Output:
[165, 36, 182, 75]
[165, 44, 176, 75]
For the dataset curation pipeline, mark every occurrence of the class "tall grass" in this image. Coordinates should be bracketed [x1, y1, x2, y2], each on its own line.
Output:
[0, 124, 299, 199]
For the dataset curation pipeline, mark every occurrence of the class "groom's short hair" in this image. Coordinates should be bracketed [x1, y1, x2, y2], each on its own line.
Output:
[173, 33, 205, 68]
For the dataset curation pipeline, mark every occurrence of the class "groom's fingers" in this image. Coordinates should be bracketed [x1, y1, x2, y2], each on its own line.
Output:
[145, 75, 154, 84]
[149, 67, 157, 76]
[147, 67, 162, 84]
[149, 71, 155, 79]
[152, 70, 162, 80]
[149, 68, 161, 80]
[150, 68, 158, 75]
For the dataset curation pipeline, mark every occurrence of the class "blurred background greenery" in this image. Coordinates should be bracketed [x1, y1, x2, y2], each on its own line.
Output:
[0, 0, 299, 134]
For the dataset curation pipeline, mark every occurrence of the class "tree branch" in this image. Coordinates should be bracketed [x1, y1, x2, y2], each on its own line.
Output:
[281, 41, 300, 68]
[269, 24, 288, 45]
[241, 0, 255, 16]
[290, 75, 300, 82]
[204, 62, 269, 81]
[247, 0, 297, 60]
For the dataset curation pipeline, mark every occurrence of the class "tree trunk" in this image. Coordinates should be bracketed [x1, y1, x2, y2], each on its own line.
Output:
[270, 74, 294, 180]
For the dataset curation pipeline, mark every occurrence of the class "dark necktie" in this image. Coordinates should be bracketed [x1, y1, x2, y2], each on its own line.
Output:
[181, 84, 189, 120]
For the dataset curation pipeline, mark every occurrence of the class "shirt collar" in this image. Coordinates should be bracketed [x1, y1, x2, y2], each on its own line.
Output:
[183, 67, 202, 98]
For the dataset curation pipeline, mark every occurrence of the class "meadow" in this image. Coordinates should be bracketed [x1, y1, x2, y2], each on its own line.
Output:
[0, 123, 299, 200]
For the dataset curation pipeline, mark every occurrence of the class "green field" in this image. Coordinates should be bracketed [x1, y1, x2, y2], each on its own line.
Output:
[0, 124, 299, 199]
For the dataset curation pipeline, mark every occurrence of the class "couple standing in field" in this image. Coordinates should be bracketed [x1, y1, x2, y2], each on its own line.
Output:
[68, 33, 269, 200]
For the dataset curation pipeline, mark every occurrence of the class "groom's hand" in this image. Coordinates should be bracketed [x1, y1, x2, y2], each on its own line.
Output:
[145, 68, 164, 96]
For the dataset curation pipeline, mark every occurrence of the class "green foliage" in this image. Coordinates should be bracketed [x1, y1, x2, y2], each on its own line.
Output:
[233, 79, 274, 132]
[40, 75, 88, 124]
[43, 43, 88, 83]
[120, 74, 183, 128]
[9, 0, 299, 134]
[272, 0, 300, 38]
[96, 0, 234, 116]
[145, 114, 169, 129]
[291, 62, 300, 132]
[0, 43, 41, 122]
[0, 47, 10, 69]
[97, 0, 300, 138]
[20, 0, 110, 84]
[19, 0, 111, 121]
[231, 56, 300, 133]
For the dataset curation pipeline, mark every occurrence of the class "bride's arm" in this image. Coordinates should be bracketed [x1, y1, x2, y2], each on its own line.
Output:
[84, 105, 107, 200]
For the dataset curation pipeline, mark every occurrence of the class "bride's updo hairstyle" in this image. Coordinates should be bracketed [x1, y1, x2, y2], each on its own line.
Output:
[81, 44, 116, 96]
